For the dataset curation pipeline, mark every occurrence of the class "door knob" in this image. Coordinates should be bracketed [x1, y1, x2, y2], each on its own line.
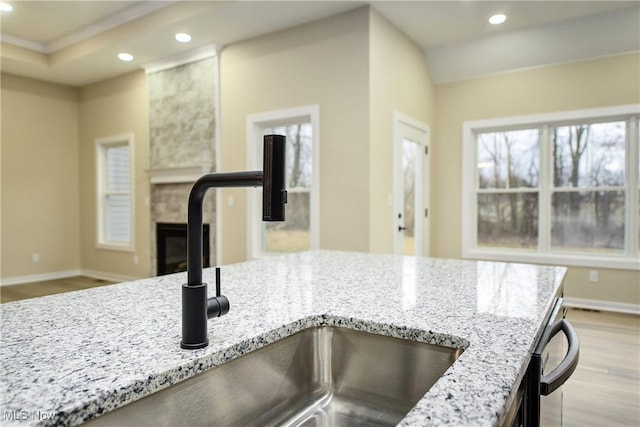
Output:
[398, 226, 406, 231]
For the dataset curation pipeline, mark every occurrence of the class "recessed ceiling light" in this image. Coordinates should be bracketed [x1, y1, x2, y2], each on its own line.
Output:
[489, 14, 507, 25]
[118, 52, 134, 62]
[0, 2, 13, 12]
[175, 33, 192, 43]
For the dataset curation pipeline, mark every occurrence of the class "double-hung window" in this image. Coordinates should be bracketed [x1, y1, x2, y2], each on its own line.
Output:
[462, 105, 639, 269]
[247, 106, 319, 258]
[96, 134, 134, 250]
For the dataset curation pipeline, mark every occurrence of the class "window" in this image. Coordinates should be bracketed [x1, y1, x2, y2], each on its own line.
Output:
[463, 105, 639, 269]
[551, 121, 626, 253]
[476, 128, 540, 249]
[261, 123, 312, 252]
[96, 134, 134, 250]
[247, 106, 319, 258]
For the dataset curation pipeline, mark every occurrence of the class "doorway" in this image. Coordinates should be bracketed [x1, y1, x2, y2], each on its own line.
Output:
[393, 113, 430, 256]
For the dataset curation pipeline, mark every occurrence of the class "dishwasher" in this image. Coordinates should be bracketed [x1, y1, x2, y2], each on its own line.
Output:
[526, 297, 580, 426]
[502, 296, 580, 427]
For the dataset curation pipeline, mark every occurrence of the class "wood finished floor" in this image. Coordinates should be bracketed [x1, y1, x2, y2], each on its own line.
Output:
[1, 279, 638, 425]
[0, 276, 116, 303]
[563, 308, 640, 427]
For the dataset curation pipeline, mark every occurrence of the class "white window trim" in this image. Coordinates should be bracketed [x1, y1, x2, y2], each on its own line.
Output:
[462, 104, 640, 270]
[246, 105, 320, 259]
[95, 133, 135, 252]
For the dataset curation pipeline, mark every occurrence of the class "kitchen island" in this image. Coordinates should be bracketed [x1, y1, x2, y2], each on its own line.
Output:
[1, 251, 565, 426]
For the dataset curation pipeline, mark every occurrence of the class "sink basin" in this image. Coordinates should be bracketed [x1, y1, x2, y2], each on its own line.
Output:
[87, 326, 462, 426]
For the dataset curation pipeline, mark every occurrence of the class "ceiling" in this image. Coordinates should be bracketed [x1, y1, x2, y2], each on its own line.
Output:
[1, 1, 639, 87]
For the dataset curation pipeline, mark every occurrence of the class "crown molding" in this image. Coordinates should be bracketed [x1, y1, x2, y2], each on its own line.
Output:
[48, 1, 176, 53]
[1, 1, 176, 55]
[0, 33, 48, 53]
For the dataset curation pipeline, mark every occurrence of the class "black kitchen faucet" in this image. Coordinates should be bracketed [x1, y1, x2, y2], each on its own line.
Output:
[181, 135, 287, 349]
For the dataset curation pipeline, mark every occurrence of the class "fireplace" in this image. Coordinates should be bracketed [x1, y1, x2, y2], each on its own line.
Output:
[156, 223, 210, 276]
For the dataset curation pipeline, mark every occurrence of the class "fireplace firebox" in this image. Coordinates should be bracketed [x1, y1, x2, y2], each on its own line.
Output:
[156, 223, 210, 276]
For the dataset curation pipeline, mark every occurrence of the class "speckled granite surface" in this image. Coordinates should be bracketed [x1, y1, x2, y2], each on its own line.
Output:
[0, 251, 565, 426]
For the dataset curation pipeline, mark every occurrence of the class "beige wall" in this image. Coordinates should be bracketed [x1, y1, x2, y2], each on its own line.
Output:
[219, 6, 438, 262]
[368, 9, 435, 254]
[2, 9, 636, 307]
[219, 7, 371, 263]
[433, 53, 640, 305]
[1, 71, 150, 282]
[78, 71, 150, 279]
[1, 73, 80, 279]
[563, 267, 639, 305]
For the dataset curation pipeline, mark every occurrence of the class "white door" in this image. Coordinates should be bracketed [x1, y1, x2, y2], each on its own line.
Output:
[393, 113, 430, 256]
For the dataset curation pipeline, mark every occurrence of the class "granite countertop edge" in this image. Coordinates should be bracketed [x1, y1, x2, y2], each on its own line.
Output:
[0, 250, 566, 427]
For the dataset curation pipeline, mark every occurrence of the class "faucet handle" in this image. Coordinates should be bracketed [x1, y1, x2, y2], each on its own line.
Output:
[207, 267, 230, 319]
[215, 267, 221, 297]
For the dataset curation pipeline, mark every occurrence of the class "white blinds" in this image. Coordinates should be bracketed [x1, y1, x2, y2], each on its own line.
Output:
[103, 144, 131, 244]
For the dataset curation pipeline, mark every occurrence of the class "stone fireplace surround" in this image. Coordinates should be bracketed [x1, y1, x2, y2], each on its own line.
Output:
[147, 56, 217, 275]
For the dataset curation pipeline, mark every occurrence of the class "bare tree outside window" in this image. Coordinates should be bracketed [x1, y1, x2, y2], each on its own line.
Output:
[476, 129, 540, 248]
[551, 121, 626, 252]
[465, 108, 639, 268]
[262, 123, 312, 253]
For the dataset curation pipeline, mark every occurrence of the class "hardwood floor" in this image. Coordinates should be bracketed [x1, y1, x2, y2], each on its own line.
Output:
[0, 276, 116, 303]
[563, 308, 640, 427]
[1, 280, 637, 426]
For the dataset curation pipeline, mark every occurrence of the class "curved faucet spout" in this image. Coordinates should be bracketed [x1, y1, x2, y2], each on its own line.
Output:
[181, 134, 287, 350]
[187, 171, 263, 286]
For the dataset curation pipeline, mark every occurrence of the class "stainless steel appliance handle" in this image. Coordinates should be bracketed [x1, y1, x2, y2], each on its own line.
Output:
[540, 319, 580, 396]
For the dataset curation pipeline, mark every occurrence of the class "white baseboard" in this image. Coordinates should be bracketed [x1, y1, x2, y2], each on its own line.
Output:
[0, 270, 81, 287]
[80, 269, 141, 283]
[564, 297, 640, 315]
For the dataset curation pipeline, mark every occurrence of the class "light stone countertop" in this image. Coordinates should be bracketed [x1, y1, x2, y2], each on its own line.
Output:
[0, 250, 566, 426]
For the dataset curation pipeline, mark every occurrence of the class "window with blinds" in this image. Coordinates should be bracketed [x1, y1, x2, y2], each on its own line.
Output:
[96, 134, 134, 250]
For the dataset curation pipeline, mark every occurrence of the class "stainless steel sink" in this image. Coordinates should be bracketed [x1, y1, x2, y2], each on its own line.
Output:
[87, 326, 462, 426]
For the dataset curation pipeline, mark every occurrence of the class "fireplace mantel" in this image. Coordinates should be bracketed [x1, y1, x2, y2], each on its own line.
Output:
[147, 165, 212, 184]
